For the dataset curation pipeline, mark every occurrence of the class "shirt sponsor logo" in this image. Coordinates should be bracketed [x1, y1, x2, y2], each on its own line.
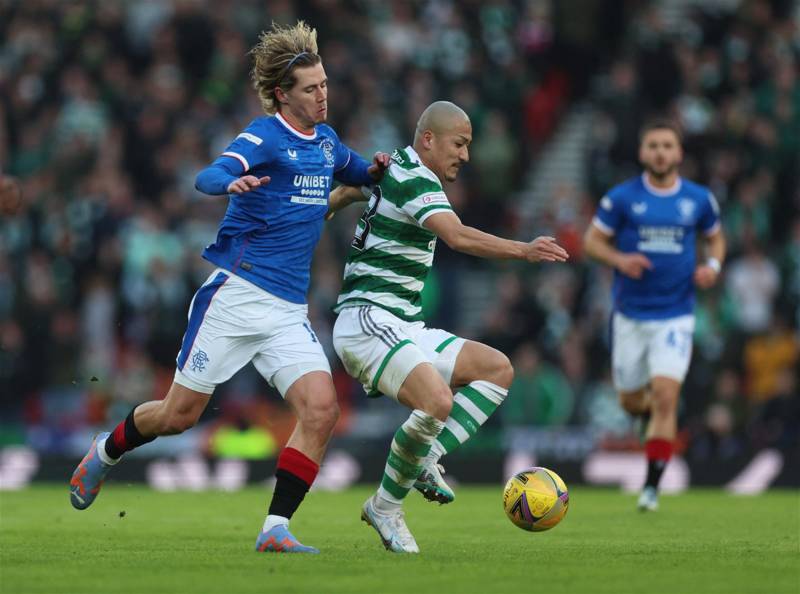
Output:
[291, 196, 327, 206]
[637, 225, 684, 254]
[299, 187, 326, 197]
[320, 139, 335, 167]
[236, 132, 263, 145]
[293, 175, 331, 188]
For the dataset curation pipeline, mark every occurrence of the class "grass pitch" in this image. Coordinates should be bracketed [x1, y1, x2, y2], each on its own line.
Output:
[1, 485, 797, 594]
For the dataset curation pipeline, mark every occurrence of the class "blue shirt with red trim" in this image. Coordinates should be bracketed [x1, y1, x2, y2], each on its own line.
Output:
[195, 112, 373, 304]
[592, 174, 720, 320]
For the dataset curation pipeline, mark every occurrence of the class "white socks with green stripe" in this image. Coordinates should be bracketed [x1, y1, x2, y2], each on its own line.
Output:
[375, 409, 444, 514]
[427, 380, 508, 462]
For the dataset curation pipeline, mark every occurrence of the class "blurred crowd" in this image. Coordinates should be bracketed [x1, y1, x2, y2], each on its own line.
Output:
[1, 0, 797, 462]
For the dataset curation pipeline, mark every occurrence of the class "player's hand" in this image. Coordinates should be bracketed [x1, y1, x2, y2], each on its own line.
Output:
[367, 152, 391, 181]
[0, 175, 22, 216]
[523, 236, 570, 263]
[227, 175, 271, 194]
[614, 253, 653, 279]
[694, 264, 718, 289]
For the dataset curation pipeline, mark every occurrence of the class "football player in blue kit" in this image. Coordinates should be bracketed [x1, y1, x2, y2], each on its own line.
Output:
[583, 120, 726, 511]
[70, 21, 390, 553]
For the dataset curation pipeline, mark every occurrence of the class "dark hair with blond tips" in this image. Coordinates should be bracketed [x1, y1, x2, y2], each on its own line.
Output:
[639, 118, 683, 145]
[249, 21, 321, 115]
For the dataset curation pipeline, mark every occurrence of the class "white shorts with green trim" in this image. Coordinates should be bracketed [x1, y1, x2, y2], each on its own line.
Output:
[332, 304, 466, 399]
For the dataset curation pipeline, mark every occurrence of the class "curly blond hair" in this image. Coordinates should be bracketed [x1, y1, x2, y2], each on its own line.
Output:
[249, 21, 321, 115]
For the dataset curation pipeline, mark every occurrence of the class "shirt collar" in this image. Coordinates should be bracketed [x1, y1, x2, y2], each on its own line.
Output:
[404, 145, 423, 164]
[642, 173, 682, 197]
[275, 111, 317, 140]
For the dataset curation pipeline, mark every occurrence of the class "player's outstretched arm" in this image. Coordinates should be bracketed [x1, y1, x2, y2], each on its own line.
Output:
[583, 224, 652, 279]
[334, 149, 391, 186]
[423, 211, 568, 262]
[694, 228, 726, 289]
[367, 152, 391, 181]
[195, 157, 271, 196]
[325, 185, 369, 221]
[226, 175, 271, 194]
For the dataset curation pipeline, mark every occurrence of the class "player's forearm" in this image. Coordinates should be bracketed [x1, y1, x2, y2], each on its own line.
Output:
[195, 163, 238, 195]
[705, 231, 726, 267]
[444, 225, 526, 260]
[583, 231, 622, 269]
[328, 186, 369, 212]
[334, 150, 372, 187]
[327, 185, 369, 216]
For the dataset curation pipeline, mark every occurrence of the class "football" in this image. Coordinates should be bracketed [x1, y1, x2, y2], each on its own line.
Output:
[503, 467, 569, 532]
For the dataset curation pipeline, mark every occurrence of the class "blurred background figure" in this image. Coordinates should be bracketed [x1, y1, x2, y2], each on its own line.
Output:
[0, 174, 22, 216]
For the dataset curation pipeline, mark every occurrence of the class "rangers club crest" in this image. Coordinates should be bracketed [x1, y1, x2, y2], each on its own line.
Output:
[677, 198, 696, 223]
[320, 139, 335, 167]
[190, 349, 210, 372]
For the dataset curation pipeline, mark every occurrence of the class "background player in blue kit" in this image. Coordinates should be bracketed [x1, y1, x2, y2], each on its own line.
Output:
[69, 21, 390, 553]
[583, 120, 726, 511]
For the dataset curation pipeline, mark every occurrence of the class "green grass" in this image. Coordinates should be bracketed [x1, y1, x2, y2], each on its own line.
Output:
[1, 485, 798, 594]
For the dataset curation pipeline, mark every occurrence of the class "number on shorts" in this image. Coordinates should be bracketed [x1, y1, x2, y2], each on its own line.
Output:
[666, 328, 691, 357]
[351, 186, 382, 251]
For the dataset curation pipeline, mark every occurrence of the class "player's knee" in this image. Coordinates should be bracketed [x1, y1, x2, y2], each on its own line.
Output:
[422, 386, 452, 421]
[490, 351, 514, 388]
[302, 398, 340, 435]
[319, 399, 341, 433]
[650, 390, 678, 416]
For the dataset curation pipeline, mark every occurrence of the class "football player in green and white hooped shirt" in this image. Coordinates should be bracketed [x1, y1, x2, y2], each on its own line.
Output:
[329, 101, 569, 553]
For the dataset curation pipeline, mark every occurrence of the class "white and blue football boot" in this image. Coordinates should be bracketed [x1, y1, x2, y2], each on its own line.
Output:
[637, 486, 659, 512]
[360, 495, 419, 553]
[255, 525, 320, 554]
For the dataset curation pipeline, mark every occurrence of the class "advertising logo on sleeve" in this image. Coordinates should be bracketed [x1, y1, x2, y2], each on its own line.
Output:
[422, 193, 449, 205]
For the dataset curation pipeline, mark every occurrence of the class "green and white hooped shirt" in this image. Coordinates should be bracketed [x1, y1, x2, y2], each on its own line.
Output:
[334, 146, 453, 321]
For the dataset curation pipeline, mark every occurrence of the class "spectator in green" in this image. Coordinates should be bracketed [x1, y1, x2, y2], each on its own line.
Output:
[502, 342, 575, 427]
[722, 174, 772, 252]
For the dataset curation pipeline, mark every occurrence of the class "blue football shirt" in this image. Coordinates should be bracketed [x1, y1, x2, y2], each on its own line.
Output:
[592, 174, 720, 320]
[196, 112, 372, 304]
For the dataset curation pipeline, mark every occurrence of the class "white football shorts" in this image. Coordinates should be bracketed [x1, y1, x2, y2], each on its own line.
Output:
[611, 311, 695, 392]
[332, 304, 466, 399]
[173, 269, 331, 396]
